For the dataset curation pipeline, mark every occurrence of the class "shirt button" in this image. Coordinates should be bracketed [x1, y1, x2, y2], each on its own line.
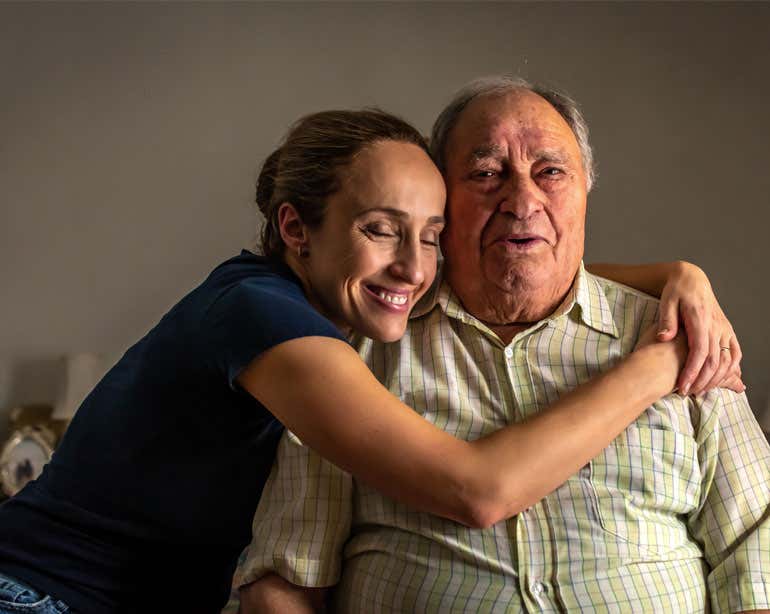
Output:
[531, 581, 545, 595]
[504, 347, 513, 358]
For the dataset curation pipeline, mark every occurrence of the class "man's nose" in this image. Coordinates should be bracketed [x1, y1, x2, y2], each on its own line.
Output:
[499, 175, 546, 219]
[388, 239, 425, 286]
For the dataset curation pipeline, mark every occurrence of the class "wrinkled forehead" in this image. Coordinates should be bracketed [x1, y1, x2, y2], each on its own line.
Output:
[447, 90, 581, 165]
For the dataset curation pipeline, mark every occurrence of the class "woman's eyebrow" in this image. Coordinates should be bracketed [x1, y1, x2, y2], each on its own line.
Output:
[356, 207, 408, 219]
[356, 208, 445, 225]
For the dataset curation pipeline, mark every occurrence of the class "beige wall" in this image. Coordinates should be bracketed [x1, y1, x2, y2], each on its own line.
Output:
[1, 2, 768, 435]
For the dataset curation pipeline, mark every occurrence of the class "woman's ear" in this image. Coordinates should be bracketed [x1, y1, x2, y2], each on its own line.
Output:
[277, 202, 309, 258]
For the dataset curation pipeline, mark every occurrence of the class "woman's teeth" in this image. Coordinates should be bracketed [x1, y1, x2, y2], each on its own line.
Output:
[377, 290, 407, 305]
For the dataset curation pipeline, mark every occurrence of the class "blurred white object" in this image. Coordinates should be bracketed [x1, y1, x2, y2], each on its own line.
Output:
[52, 353, 106, 420]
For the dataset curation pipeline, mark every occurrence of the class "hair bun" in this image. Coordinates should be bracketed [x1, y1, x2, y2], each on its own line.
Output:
[256, 147, 282, 215]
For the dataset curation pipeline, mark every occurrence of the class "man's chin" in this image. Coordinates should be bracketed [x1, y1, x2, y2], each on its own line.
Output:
[489, 263, 552, 293]
[483, 264, 577, 316]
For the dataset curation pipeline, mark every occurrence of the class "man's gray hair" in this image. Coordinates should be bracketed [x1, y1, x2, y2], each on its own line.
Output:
[430, 76, 596, 191]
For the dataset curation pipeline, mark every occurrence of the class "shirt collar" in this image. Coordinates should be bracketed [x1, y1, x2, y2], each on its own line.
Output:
[551, 262, 620, 338]
[411, 261, 619, 339]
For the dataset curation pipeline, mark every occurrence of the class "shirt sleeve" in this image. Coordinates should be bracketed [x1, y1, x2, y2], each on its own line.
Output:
[235, 429, 354, 589]
[685, 388, 770, 613]
[201, 278, 346, 389]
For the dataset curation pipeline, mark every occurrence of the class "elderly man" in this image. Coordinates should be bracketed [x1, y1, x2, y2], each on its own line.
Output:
[236, 77, 770, 613]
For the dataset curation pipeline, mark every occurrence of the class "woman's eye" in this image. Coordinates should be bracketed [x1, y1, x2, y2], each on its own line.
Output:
[362, 224, 396, 238]
[421, 236, 439, 247]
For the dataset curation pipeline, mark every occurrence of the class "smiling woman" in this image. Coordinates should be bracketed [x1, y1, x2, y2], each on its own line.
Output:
[276, 139, 446, 342]
[0, 108, 743, 614]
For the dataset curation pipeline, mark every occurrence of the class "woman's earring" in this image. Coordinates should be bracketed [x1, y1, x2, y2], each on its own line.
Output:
[298, 245, 309, 258]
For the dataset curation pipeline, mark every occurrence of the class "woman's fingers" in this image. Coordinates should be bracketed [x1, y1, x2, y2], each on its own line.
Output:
[687, 330, 721, 396]
[656, 294, 680, 342]
[698, 337, 738, 394]
[729, 332, 743, 380]
[679, 319, 745, 397]
[677, 308, 709, 395]
[719, 373, 747, 395]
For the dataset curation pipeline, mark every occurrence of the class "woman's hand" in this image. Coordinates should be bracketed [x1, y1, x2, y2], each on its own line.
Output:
[653, 262, 743, 396]
[635, 325, 688, 394]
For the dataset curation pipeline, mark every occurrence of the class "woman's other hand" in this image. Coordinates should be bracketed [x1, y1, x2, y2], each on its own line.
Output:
[635, 325, 688, 395]
[654, 262, 744, 396]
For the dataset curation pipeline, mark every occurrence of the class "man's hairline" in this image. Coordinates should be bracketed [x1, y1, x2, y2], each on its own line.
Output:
[441, 87, 586, 179]
[436, 84, 594, 192]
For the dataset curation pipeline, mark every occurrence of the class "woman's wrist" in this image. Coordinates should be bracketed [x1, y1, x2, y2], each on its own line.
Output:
[628, 340, 684, 398]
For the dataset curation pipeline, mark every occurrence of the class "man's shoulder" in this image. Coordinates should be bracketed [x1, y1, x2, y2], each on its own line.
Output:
[580, 272, 660, 341]
[587, 272, 661, 307]
[587, 273, 660, 316]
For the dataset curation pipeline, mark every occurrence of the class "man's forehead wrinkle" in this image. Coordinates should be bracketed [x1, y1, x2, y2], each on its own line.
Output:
[466, 133, 573, 167]
[449, 91, 581, 169]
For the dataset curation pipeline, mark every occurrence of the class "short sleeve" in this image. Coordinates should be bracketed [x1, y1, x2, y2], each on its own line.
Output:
[686, 388, 770, 612]
[235, 429, 353, 589]
[200, 276, 346, 389]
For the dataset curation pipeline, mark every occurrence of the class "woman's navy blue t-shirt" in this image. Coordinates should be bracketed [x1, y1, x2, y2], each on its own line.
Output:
[0, 252, 345, 613]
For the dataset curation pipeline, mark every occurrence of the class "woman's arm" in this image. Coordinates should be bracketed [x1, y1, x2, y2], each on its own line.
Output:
[238, 574, 327, 614]
[586, 261, 743, 396]
[237, 330, 685, 529]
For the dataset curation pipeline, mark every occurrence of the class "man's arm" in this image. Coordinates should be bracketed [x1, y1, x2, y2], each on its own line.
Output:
[686, 388, 770, 613]
[239, 573, 328, 614]
[234, 430, 352, 614]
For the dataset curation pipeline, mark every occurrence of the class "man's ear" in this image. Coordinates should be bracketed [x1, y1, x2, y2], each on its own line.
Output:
[277, 202, 309, 257]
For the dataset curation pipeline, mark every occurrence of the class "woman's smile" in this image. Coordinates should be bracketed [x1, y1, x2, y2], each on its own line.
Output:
[362, 283, 412, 312]
[301, 139, 446, 342]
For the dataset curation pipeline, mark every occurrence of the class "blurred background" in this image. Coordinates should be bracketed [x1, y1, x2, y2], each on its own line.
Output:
[1, 2, 768, 438]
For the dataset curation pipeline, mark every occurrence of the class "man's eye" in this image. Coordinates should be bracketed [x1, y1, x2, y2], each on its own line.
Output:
[472, 170, 497, 179]
[540, 167, 563, 177]
[421, 235, 439, 247]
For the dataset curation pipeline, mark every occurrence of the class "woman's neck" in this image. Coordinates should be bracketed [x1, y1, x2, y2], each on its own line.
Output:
[282, 253, 353, 337]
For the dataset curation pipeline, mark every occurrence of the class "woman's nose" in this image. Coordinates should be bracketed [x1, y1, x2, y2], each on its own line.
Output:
[388, 240, 425, 286]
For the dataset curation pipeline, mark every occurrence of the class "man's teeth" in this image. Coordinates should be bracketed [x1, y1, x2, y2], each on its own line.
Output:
[377, 290, 407, 305]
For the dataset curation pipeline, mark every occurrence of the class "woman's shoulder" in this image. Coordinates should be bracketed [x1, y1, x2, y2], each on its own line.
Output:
[208, 251, 302, 294]
[201, 251, 343, 340]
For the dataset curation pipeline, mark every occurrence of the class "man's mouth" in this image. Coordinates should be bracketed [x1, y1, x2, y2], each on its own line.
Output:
[495, 234, 546, 250]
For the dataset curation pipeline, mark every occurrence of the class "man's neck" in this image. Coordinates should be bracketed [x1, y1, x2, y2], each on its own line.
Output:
[449, 271, 578, 345]
[483, 322, 531, 345]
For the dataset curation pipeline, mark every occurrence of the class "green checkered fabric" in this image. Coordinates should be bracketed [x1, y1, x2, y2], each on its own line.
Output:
[236, 265, 770, 613]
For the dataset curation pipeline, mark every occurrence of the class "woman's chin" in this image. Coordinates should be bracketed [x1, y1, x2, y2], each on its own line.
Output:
[359, 320, 408, 343]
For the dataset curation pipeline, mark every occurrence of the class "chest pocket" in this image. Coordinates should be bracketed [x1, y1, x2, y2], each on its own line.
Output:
[589, 425, 702, 558]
